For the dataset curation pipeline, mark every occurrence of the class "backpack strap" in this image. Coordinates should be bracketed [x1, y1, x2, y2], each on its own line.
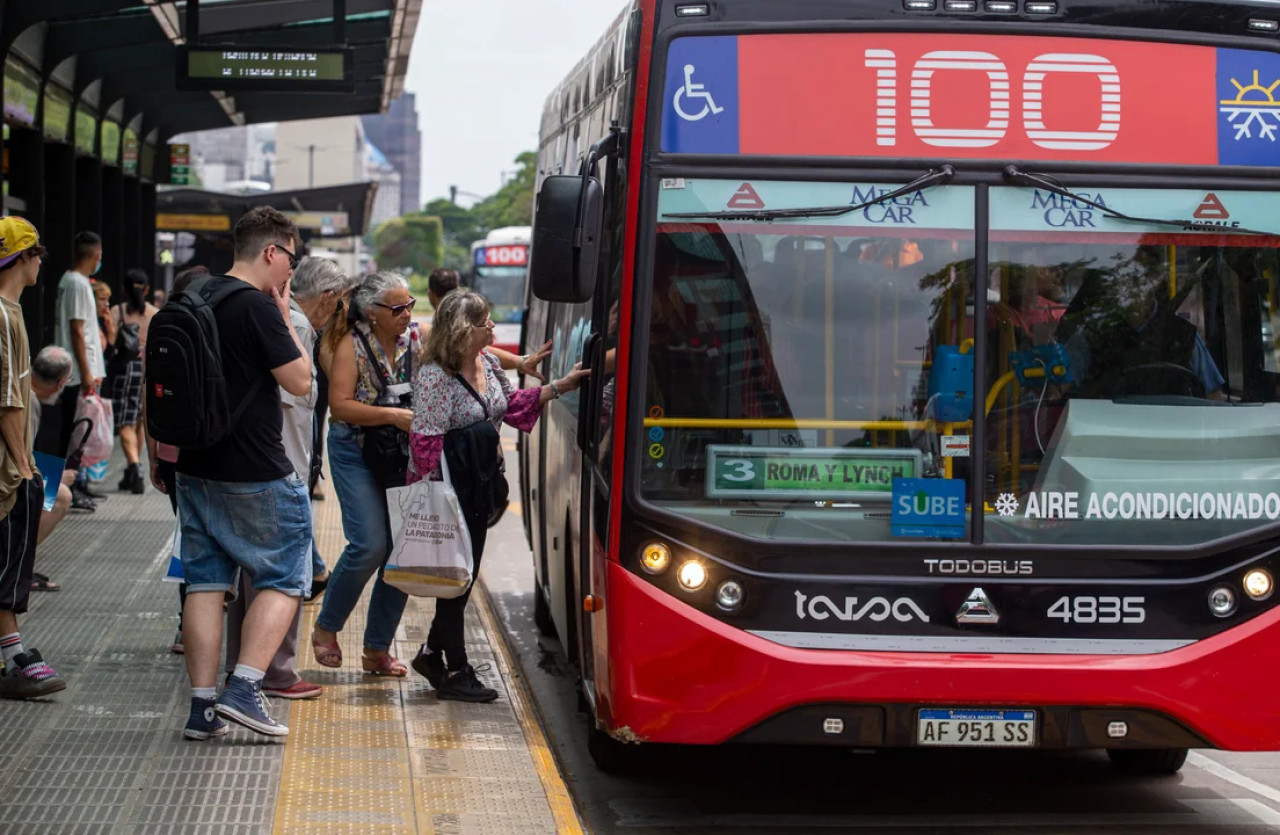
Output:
[193, 276, 270, 427]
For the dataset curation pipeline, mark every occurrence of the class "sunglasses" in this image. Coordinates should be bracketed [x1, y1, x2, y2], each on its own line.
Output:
[267, 244, 300, 270]
[375, 299, 417, 316]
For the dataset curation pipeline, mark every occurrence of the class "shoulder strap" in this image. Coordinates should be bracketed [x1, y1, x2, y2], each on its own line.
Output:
[352, 327, 393, 393]
[454, 373, 489, 420]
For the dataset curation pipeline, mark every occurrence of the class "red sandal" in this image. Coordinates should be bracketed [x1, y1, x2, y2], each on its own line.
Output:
[361, 650, 408, 677]
[311, 631, 342, 668]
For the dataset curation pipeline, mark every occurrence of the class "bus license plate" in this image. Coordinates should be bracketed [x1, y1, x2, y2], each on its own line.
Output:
[917, 709, 1037, 747]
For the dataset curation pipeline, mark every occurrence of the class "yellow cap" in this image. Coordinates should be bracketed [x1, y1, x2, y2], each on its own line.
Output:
[0, 216, 38, 268]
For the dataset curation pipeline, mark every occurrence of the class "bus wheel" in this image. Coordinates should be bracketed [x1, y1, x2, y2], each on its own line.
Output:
[1107, 748, 1189, 775]
[587, 715, 639, 774]
[534, 581, 557, 637]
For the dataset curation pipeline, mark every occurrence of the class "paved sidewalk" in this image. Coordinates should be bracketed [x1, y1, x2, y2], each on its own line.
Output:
[0, 452, 571, 834]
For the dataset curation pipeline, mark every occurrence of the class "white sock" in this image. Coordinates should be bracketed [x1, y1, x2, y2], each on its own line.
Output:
[192, 686, 217, 701]
[0, 633, 23, 667]
[233, 664, 266, 683]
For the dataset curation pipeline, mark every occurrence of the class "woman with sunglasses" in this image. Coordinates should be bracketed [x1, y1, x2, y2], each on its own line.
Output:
[311, 271, 424, 676]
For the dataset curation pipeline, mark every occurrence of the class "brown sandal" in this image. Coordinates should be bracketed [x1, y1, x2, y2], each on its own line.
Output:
[311, 631, 342, 668]
[361, 650, 408, 677]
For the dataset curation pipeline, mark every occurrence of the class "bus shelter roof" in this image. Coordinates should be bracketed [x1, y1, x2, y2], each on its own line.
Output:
[2, 0, 420, 151]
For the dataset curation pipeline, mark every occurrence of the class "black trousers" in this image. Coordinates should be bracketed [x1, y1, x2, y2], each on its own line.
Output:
[0, 479, 43, 615]
[424, 508, 488, 669]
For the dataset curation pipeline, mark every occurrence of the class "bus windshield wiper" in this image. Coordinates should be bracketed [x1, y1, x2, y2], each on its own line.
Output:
[1003, 165, 1280, 239]
[662, 165, 956, 222]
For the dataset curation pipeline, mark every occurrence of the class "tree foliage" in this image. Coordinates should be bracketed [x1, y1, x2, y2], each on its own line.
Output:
[417, 151, 539, 270]
[373, 213, 444, 273]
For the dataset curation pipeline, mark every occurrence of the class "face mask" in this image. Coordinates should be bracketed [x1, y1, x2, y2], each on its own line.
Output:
[92, 258, 102, 276]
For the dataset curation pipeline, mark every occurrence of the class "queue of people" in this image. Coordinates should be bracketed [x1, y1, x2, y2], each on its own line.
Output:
[0, 203, 586, 745]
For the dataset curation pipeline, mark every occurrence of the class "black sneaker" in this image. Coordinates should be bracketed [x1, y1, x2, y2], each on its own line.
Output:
[410, 645, 445, 688]
[0, 649, 66, 699]
[69, 490, 96, 512]
[436, 663, 498, 703]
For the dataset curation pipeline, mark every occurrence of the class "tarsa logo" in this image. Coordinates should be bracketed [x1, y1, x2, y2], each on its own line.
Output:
[923, 559, 1033, 576]
[794, 591, 930, 623]
[866, 49, 1121, 151]
[850, 185, 929, 224]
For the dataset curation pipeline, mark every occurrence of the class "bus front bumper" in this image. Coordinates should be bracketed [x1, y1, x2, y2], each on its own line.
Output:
[602, 562, 1280, 750]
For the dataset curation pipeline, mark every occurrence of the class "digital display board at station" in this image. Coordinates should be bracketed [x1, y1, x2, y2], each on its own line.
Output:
[176, 46, 355, 92]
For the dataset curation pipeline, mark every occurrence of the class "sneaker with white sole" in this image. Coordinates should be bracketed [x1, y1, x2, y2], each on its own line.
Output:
[262, 680, 323, 700]
[183, 697, 229, 741]
[215, 675, 288, 737]
[0, 649, 66, 699]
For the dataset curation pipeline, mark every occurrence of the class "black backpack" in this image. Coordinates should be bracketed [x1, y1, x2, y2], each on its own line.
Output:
[145, 277, 263, 449]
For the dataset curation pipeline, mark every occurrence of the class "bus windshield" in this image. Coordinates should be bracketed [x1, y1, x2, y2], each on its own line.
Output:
[639, 180, 1280, 547]
[473, 265, 526, 323]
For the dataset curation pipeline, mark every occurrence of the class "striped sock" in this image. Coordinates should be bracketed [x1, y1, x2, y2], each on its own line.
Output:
[0, 633, 23, 667]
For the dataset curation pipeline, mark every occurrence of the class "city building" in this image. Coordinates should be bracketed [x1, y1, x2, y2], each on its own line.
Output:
[362, 92, 422, 216]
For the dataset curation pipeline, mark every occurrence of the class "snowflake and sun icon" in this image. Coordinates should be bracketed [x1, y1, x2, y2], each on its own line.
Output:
[1221, 69, 1280, 141]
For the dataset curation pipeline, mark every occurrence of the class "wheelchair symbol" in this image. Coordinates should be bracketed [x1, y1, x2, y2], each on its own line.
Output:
[673, 64, 725, 122]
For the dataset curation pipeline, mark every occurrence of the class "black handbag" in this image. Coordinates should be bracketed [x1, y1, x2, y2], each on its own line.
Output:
[353, 329, 412, 490]
[454, 372, 510, 515]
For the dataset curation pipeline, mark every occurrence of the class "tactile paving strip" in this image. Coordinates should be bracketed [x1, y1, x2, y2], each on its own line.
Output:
[274, 463, 561, 835]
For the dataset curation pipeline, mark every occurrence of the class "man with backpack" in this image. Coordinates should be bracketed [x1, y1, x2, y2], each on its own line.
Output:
[146, 207, 313, 740]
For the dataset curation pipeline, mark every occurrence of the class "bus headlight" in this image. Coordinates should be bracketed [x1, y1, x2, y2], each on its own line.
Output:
[1208, 585, 1238, 618]
[1244, 569, 1274, 601]
[715, 580, 745, 612]
[640, 543, 671, 575]
[677, 560, 708, 592]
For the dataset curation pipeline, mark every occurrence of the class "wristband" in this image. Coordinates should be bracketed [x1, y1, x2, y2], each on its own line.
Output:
[548, 380, 562, 399]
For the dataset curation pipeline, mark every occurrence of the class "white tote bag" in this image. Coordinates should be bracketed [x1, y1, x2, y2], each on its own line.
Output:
[384, 457, 474, 598]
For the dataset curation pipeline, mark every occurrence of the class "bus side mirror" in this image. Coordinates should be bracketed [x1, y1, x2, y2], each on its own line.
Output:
[531, 175, 603, 304]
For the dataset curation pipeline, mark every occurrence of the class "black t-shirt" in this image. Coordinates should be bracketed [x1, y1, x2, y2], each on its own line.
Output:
[177, 276, 302, 482]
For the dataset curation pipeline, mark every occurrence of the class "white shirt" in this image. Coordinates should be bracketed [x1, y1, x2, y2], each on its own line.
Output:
[55, 270, 105, 386]
[280, 301, 316, 479]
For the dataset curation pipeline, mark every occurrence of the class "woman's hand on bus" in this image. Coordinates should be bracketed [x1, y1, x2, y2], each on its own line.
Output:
[387, 408, 414, 433]
[519, 341, 553, 381]
[556, 363, 591, 393]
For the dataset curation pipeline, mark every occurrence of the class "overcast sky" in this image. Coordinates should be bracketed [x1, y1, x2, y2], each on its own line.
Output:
[404, 1, 628, 208]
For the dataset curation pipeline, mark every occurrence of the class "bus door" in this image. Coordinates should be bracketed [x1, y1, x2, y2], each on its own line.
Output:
[574, 153, 627, 699]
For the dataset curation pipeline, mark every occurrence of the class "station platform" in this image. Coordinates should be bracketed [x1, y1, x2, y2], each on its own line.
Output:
[0, 452, 579, 834]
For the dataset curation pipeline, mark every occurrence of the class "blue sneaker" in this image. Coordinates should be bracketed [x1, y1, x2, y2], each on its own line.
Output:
[215, 675, 288, 737]
[183, 697, 229, 741]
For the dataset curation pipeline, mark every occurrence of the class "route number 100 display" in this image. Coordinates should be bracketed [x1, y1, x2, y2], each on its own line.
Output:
[865, 49, 1121, 151]
[1047, 596, 1146, 624]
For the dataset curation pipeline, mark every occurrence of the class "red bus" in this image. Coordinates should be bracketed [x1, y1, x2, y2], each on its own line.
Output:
[520, 0, 1280, 773]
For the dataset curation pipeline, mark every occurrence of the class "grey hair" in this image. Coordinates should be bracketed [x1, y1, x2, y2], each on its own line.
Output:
[350, 270, 409, 322]
[32, 345, 72, 384]
[291, 256, 350, 300]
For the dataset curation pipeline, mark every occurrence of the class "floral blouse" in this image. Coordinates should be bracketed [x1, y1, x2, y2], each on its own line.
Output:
[408, 352, 543, 482]
[331, 320, 425, 429]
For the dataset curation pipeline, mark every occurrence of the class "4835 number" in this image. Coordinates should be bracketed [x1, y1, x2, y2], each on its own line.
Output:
[1047, 596, 1145, 624]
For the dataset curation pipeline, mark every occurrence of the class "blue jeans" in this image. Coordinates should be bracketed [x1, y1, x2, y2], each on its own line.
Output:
[176, 472, 313, 596]
[315, 423, 407, 651]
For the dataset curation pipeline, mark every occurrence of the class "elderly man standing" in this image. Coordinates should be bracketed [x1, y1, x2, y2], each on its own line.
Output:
[223, 256, 352, 701]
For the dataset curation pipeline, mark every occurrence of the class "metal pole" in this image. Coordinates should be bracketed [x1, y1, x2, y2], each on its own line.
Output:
[308, 145, 314, 188]
[187, 0, 200, 45]
[334, 0, 346, 44]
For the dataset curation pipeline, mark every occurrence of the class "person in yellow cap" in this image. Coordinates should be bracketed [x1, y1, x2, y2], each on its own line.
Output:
[0, 216, 65, 699]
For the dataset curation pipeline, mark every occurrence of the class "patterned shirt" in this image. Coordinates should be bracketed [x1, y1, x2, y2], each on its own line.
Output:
[408, 352, 543, 482]
[331, 320, 425, 430]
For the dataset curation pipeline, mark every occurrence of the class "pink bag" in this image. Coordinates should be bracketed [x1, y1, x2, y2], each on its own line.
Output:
[73, 394, 114, 466]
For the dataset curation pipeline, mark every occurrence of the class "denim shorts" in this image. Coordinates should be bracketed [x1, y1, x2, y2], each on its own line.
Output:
[176, 472, 313, 597]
